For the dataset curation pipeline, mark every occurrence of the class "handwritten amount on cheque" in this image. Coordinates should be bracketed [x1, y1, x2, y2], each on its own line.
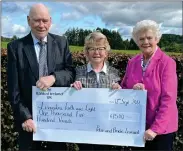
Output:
[37, 102, 140, 123]
[36, 102, 140, 134]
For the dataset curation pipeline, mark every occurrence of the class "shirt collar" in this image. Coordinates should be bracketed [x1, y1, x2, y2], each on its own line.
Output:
[152, 46, 158, 58]
[31, 32, 47, 45]
[153, 46, 158, 56]
[87, 62, 107, 74]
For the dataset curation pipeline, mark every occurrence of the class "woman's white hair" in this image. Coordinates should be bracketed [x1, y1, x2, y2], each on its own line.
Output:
[132, 20, 162, 44]
[84, 31, 111, 52]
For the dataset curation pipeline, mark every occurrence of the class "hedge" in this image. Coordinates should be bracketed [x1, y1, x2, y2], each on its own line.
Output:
[1, 48, 183, 151]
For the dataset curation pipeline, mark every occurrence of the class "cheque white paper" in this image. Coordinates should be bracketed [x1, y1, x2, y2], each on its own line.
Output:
[32, 86, 147, 147]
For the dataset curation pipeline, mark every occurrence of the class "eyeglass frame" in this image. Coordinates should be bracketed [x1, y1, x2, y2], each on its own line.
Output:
[87, 47, 106, 52]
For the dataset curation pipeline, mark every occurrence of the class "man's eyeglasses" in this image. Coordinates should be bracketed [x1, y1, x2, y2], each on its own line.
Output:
[88, 47, 106, 52]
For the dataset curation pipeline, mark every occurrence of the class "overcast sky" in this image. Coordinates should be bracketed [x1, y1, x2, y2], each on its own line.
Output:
[1, 1, 182, 40]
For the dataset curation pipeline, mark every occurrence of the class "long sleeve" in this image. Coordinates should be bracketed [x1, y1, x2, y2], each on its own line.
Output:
[7, 42, 32, 124]
[53, 38, 75, 86]
[150, 59, 178, 134]
[121, 61, 130, 89]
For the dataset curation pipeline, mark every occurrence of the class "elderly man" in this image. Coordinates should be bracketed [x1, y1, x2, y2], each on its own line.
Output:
[7, 3, 74, 151]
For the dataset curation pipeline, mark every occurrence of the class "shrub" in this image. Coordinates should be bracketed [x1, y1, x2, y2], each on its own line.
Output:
[1, 50, 183, 151]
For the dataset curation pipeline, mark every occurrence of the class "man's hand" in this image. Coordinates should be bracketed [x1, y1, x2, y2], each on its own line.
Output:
[144, 129, 157, 141]
[36, 75, 55, 90]
[22, 119, 36, 133]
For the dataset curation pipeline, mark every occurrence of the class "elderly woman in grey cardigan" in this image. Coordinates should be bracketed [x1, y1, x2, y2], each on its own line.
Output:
[71, 31, 121, 150]
[71, 31, 121, 90]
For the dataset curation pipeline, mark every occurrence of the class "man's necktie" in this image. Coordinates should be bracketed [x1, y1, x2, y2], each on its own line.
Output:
[38, 41, 48, 77]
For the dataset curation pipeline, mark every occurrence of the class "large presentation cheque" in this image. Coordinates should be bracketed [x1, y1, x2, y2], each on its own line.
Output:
[32, 86, 147, 147]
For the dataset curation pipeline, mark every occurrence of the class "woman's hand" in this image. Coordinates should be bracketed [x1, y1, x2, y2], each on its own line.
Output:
[144, 129, 157, 141]
[133, 83, 145, 90]
[70, 81, 82, 90]
[111, 83, 121, 89]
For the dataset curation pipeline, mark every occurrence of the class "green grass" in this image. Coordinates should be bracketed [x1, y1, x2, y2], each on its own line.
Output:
[69, 45, 141, 54]
[1, 41, 8, 49]
[1, 43, 182, 56]
[165, 51, 182, 56]
[69, 45, 182, 56]
[69, 45, 84, 52]
[110, 49, 140, 55]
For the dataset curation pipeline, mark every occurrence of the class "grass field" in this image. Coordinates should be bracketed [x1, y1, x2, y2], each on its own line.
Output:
[1, 41, 8, 49]
[70, 45, 141, 55]
[69, 45, 183, 55]
[1, 41, 182, 56]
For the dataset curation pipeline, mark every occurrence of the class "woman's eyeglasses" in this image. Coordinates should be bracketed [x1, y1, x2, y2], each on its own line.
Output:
[88, 47, 106, 52]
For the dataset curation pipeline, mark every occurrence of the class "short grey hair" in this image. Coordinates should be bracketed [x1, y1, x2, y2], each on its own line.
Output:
[28, 3, 50, 18]
[84, 31, 111, 52]
[132, 20, 162, 44]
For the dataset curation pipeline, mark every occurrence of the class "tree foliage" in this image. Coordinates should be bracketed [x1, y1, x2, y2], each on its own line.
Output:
[2, 31, 182, 52]
[64, 28, 182, 52]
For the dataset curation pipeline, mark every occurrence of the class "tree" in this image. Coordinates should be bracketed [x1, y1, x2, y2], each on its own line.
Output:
[128, 39, 138, 50]
[12, 35, 18, 41]
[123, 39, 130, 50]
[78, 29, 84, 46]
[110, 30, 124, 50]
[164, 43, 183, 52]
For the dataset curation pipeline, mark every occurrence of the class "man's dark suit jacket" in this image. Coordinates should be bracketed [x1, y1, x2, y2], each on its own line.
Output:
[7, 33, 75, 130]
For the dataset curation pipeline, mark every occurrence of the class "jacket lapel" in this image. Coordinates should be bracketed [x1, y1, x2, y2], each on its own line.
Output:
[145, 48, 162, 77]
[47, 34, 56, 74]
[134, 55, 143, 81]
[23, 33, 39, 80]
